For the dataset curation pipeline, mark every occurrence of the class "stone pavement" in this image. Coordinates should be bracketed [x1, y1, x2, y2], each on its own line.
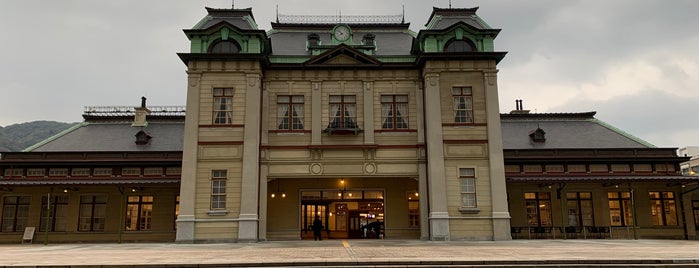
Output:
[1, 239, 698, 267]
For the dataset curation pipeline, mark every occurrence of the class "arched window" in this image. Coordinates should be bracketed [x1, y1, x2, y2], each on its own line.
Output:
[443, 38, 476, 52]
[208, 40, 241, 53]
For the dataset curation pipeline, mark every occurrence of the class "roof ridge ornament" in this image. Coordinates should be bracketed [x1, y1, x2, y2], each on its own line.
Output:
[276, 13, 404, 24]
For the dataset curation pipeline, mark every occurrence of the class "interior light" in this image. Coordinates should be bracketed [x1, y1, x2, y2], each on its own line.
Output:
[271, 193, 276, 198]
[281, 193, 286, 198]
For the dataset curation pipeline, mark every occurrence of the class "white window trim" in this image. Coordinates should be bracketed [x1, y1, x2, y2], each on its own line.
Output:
[457, 166, 480, 214]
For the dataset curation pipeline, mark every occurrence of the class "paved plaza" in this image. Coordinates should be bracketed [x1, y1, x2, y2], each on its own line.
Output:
[1, 239, 698, 267]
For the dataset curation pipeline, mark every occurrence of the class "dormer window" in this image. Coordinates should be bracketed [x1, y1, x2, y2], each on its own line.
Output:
[529, 128, 546, 143]
[208, 40, 241, 53]
[307, 34, 320, 47]
[363, 33, 375, 46]
[135, 130, 152, 145]
[444, 38, 476, 52]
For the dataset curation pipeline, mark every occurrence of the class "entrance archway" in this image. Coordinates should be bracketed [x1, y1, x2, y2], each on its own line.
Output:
[300, 189, 384, 239]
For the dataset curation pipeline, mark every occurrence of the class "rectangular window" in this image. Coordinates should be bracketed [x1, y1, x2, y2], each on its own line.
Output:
[78, 195, 107, 232]
[566, 192, 594, 226]
[143, 167, 163, 176]
[693, 201, 699, 231]
[71, 168, 90, 177]
[459, 168, 477, 208]
[166, 167, 182, 175]
[3, 168, 23, 177]
[277, 95, 305, 130]
[381, 95, 408, 129]
[1, 196, 30, 232]
[48, 168, 68, 176]
[213, 88, 234, 124]
[121, 167, 140, 176]
[608, 192, 633, 226]
[125, 196, 153, 231]
[93, 168, 112, 176]
[211, 170, 227, 210]
[40, 195, 68, 232]
[649, 191, 677, 226]
[525, 192, 552, 226]
[27, 168, 45, 177]
[452, 87, 473, 123]
[328, 95, 357, 128]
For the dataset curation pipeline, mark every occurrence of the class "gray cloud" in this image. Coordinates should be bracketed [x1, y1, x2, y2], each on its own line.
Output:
[0, 0, 696, 149]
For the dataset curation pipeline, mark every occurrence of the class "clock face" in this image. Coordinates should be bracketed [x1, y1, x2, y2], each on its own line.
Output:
[334, 25, 350, 41]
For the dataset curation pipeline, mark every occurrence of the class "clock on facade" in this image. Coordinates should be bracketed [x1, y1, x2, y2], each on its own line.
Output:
[333, 25, 351, 42]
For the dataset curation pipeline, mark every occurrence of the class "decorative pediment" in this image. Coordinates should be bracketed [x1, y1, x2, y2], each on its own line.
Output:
[304, 44, 381, 66]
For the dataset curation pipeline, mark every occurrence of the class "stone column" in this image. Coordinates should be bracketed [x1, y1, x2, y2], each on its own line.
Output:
[176, 71, 201, 243]
[238, 73, 262, 242]
[484, 69, 512, 240]
[423, 72, 450, 241]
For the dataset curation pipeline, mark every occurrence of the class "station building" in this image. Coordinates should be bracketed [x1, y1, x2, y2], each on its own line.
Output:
[0, 6, 697, 243]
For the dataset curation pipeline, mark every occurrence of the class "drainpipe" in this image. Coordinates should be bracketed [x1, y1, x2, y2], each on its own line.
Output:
[557, 183, 567, 240]
[43, 189, 52, 245]
[629, 182, 638, 240]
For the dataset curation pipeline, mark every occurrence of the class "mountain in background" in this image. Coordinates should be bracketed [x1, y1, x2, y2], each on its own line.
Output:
[0, 121, 76, 151]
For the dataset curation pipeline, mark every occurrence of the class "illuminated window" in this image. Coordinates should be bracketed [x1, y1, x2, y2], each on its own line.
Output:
[213, 88, 234, 125]
[381, 95, 408, 129]
[608, 192, 633, 226]
[525, 192, 552, 226]
[408, 192, 420, 227]
[452, 87, 473, 123]
[125, 196, 153, 231]
[649, 191, 677, 226]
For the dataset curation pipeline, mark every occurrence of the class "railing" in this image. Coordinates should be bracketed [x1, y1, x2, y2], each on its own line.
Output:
[83, 106, 186, 117]
[511, 226, 637, 240]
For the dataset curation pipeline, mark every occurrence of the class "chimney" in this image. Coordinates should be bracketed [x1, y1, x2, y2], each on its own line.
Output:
[510, 99, 530, 114]
[132, 96, 151, 127]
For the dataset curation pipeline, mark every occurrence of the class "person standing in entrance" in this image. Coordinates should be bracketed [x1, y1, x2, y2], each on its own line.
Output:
[312, 216, 323, 241]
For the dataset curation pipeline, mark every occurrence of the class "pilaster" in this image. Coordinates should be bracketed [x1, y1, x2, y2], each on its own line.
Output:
[363, 81, 375, 144]
[238, 73, 262, 242]
[423, 72, 450, 240]
[484, 70, 511, 240]
[176, 72, 201, 243]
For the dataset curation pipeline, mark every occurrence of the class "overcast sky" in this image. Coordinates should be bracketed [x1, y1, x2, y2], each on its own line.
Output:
[1, 0, 697, 148]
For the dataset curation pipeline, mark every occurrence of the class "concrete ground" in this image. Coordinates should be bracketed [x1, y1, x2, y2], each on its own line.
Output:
[1, 239, 698, 267]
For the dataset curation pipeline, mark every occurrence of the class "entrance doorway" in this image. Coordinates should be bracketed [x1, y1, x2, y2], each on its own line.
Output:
[300, 189, 384, 239]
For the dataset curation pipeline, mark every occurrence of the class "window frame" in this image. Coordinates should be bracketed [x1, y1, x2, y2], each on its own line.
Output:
[1, 196, 30, 233]
[525, 192, 553, 227]
[213, 88, 234, 125]
[78, 195, 107, 232]
[444, 38, 476, 52]
[277, 95, 305, 131]
[40, 195, 69, 232]
[380, 95, 409, 130]
[210, 170, 228, 210]
[565, 192, 594, 227]
[328, 95, 358, 129]
[649, 191, 677, 226]
[608, 191, 634, 227]
[125, 195, 154, 231]
[452, 87, 474, 124]
[458, 167, 479, 212]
